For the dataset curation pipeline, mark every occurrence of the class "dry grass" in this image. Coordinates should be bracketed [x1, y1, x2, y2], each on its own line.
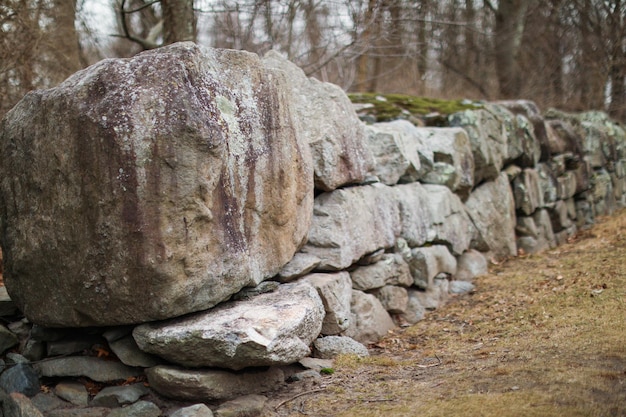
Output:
[268, 209, 626, 417]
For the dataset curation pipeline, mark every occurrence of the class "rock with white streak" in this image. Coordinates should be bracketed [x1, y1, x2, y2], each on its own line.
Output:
[0, 42, 313, 327]
[303, 272, 352, 335]
[263, 51, 374, 191]
[133, 282, 324, 370]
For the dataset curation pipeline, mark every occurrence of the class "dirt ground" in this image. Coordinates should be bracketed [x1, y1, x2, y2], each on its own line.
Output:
[265, 209, 626, 417]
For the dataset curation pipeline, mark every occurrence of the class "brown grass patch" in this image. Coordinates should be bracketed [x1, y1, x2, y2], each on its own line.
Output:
[268, 209, 626, 417]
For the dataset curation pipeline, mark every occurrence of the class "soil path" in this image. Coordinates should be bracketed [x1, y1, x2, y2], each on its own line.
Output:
[266, 209, 626, 417]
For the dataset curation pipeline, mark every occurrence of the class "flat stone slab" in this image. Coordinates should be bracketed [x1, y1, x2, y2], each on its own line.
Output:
[33, 356, 142, 382]
[133, 282, 324, 370]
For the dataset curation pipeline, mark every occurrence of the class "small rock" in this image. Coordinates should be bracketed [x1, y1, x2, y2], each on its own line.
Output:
[21, 338, 46, 362]
[30, 392, 67, 413]
[286, 370, 321, 382]
[34, 356, 142, 382]
[449, 281, 475, 294]
[54, 381, 89, 407]
[0, 363, 40, 397]
[215, 395, 267, 417]
[91, 383, 150, 408]
[1, 391, 44, 417]
[146, 365, 284, 401]
[102, 326, 134, 343]
[0, 324, 19, 355]
[313, 336, 369, 359]
[347, 290, 396, 344]
[47, 408, 111, 417]
[276, 253, 321, 283]
[109, 335, 161, 368]
[298, 357, 334, 372]
[107, 400, 161, 417]
[5, 353, 29, 364]
[170, 404, 214, 417]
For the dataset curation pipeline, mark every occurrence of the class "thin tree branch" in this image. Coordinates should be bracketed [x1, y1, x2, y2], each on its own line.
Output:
[117, 0, 159, 50]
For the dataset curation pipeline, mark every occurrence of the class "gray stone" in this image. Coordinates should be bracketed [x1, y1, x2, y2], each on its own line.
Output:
[363, 122, 422, 185]
[91, 383, 150, 408]
[109, 335, 161, 368]
[496, 100, 549, 164]
[47, 408, 111, 417]
[545, 120, 584, 157]
[263, 51, 373, 191]
[413, 279, 450, 311]
[350, 253, 413, 291]
[455, 249, 488, 282]
[0, 391, 44, 417]
[303, 272, 352, 335]
[407, 245, 457, 289]
[107, 400, 161, 417]
[419, 127, 474, 198]
[313, 336, 369, 359]
[0, 324, 18, 355]
[465, 172, 517, 258]
[21, 339, 45, 362]
[0, 363, 39, 397]
[30, 392, 67, 413]
[557, 171, 578, 200]
[298, 357, 334, 372]
[346, 290, 395, 345]
[276, 253, 321, 283]
[448, 107, 508, 184]
[512, 168, 543, 215]
[170, 404, 214, 417]
[374, 285, 409, 314]
[398, 289, 427, 325]
[5, 353, 28, 365]
[286, 370, 321, 382]
[0, 42, 313, 327]
[537, 163, 559, 207]
[133, 282, 324, 370]
[215, 394, 267, 417]
[146, 365, 283, 401]
[395, 183, 474, 255]
[34, 356, 142, 382]
[550, 200, 574, 232]
[449, 281, 475, 294]
[54, 381, 89, 407]
[366, 120, 432, 183]
[302, 184, 400, 271]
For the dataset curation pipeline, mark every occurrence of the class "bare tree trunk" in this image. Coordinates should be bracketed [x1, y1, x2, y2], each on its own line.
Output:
[490, 0, 530, 98]
[355, 0, 377, 92]
[162, 0, 195, 44]
[50, 0, 82, 81]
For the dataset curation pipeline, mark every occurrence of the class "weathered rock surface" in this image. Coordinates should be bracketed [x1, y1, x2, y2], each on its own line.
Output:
[146, 365, 284, 401]
[374, 285, 409, 314]
[107, 400, 160, 417]
[350, 253, 413, 291]
[302, 184, 400, 270]
[512, 168, 544, 215]
[263, 51, 373, 191]
[0, 42, 313, 327]
[91, 383, 149, 408]
[395, 183, 474, 255]
[363, 122, 422, 185]
[347, 290, 395, 344]
[133, 282, 324, 370]
[465, 172, 517, 257]
[215, 394, 267, 417]
[303, 272, 352, 335]
[455, 249, 488, 282]
[276, 253, 321, 283]
[449, 107, 507, 184]
[54, 382, 89, 407]
[0, 363, 39, 397]
[33, 357, 142, 382]
[419, 127, 474, 198]
[407, 246, 457, 289]
[171, 404, 214, 417]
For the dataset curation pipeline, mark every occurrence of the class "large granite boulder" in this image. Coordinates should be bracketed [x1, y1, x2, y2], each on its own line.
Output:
[263, 51, 374, 191]
[133, 282, 324, 370]
[0, 43, 314, 327]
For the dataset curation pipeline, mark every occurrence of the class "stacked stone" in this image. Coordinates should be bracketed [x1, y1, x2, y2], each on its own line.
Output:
[0, 42, 623, 414]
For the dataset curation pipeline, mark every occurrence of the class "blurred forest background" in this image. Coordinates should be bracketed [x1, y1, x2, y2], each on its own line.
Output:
[1, 0, 624, 122]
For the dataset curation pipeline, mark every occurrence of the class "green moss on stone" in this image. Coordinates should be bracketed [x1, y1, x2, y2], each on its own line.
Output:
[349, 93, 482, 125]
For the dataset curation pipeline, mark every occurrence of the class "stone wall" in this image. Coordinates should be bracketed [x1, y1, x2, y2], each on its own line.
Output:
[0, 42, 624, 407]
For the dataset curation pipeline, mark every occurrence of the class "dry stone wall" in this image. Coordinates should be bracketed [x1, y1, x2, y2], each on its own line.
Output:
[0, 42, 624, 413]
